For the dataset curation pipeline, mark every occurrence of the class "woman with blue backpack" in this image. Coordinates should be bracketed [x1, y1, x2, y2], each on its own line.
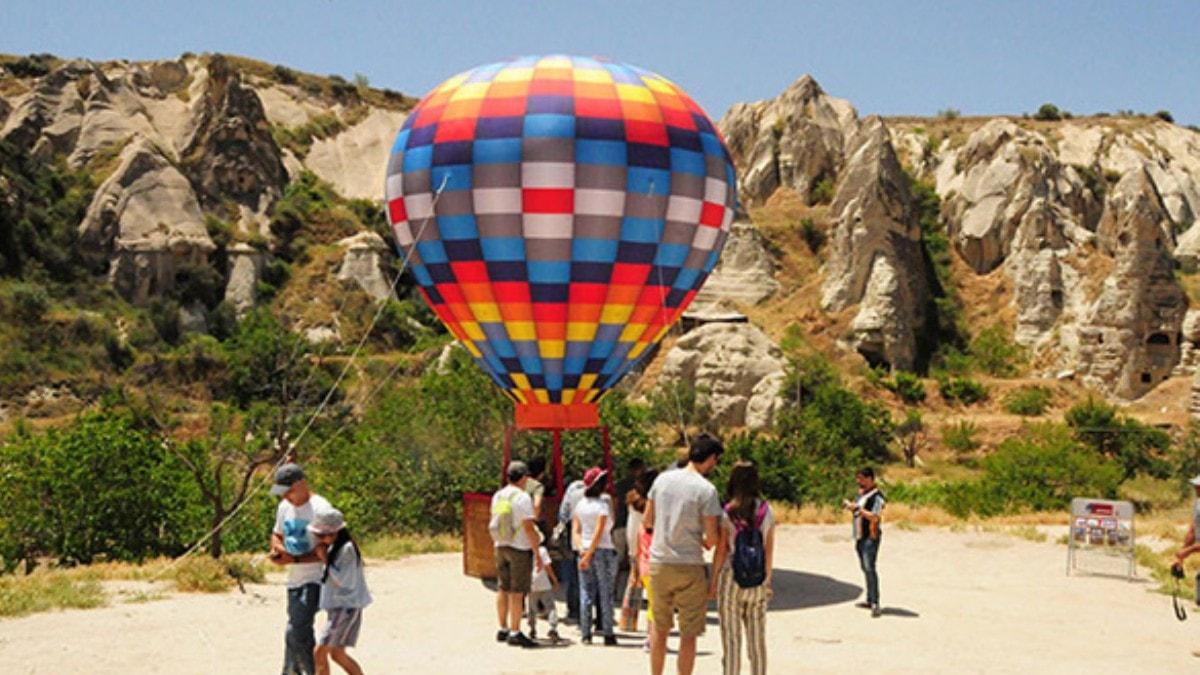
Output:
[714, 461, 775, 675]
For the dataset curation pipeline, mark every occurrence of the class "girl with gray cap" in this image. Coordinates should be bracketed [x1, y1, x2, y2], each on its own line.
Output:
[309, 508, 371, 675]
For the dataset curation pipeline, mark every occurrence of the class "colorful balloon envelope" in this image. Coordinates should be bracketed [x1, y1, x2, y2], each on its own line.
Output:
[385, 55, 737, 429]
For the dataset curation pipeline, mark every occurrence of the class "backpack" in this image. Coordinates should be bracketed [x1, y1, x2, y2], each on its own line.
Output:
[727, 501, 769, 588]
[489, 489, 516, 543]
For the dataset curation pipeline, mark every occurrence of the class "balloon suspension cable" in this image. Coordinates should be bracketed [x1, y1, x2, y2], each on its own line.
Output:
[156, 175, 450, 574]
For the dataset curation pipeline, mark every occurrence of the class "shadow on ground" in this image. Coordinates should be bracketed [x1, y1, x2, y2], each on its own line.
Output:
[767, 568, 861, 612]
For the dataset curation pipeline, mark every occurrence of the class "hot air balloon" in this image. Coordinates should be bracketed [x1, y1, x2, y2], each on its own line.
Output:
[384, 55, 736, 575]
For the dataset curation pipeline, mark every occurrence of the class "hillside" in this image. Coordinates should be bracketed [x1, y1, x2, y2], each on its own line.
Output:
[3, 52, 1200, 450]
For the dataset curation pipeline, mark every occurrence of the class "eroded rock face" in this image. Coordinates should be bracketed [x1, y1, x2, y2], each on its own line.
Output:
[1072, 168, 1187, 398]
[306, 107, 409, 200]
[181, 55, 286, 215]
[688, 220, 779, 314]
[223, 242, 267, 315]
[720, 75, 857, 207]
[821, 118, 931, 371]
[78, 139, 213, 304]
[659, 322, 785, 429]
[336, 231, 394, 301]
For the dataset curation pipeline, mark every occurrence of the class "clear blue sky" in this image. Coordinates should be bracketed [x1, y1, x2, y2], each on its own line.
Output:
[3, 1, 1197, 125]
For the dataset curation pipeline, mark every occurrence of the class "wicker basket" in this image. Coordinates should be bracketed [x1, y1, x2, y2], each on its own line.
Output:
[463, 492, 497, 578]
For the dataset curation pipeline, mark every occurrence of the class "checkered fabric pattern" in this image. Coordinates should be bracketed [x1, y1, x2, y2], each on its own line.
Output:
[385, 55, 737, 419]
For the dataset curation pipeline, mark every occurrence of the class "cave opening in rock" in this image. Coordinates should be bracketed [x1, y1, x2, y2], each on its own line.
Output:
[1146, 332, 1171, 346]
[1051, 290, 1063, 308]
[1141, 372, 1152, 384]
[857, 345, 890, 372]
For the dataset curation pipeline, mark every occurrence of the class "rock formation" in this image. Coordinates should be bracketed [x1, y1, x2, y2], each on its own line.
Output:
[78, 139, 213, 304]
[336, 231, 395, 302]
[687, 220, 779, 316]
[659, 322, 785, 429]
[1072, 167, 1186, 398]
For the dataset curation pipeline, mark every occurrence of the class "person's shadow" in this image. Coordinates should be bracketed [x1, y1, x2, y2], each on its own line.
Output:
[766, 568, 861, 611]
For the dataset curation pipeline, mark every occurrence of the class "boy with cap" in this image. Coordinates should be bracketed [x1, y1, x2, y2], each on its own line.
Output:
[490, 461, 542, 648]
[269, 463, 333, 675]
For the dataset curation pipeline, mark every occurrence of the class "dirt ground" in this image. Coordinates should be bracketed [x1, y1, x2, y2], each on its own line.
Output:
[1, 524, 1197, 674]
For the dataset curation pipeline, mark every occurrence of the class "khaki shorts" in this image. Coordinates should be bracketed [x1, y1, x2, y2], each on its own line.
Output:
[649, 563, 709, 637]
[496, 545, 533, 594]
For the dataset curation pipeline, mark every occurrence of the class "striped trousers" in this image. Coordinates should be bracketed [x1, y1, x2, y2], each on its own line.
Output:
[717, 567, 769, 675]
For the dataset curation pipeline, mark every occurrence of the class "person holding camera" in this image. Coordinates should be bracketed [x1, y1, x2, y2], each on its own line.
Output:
[844, 467, 885, 618]
[1173, 475, 1200, 601]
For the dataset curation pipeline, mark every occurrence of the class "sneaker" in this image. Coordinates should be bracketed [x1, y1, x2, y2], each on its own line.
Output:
[507, 632, 536, 648]
[548, 629, 560, 642]
[871, 604, 882, 618]
[604, 635, 618, 646]
[496, 629, 509, 642]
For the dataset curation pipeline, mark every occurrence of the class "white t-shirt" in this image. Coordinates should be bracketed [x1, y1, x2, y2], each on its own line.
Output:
[530, 546, 554, 593]
[720, 500, 775, 571]
[573, 495, 615, 551]
[319, 541, 373, 610]
[490, 484, 535, 550]
[273, 493, 333, 588]
[648, 469, 722, 565]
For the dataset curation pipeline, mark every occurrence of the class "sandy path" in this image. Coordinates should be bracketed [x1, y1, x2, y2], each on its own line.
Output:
[1, 525, 1196, 674]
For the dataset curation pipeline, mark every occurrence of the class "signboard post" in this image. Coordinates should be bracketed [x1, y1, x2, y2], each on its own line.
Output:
[1067, 498, 1136, 580]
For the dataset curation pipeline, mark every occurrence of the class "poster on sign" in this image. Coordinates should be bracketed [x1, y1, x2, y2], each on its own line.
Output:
[1067, 498, 1136, 580]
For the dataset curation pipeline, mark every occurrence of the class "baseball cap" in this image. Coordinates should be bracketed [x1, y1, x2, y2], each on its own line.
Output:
[270, 463, 305, 496]
[307, 508, 345, 536]
[507, 461, 529, 482]
[583, 466, 608, 489]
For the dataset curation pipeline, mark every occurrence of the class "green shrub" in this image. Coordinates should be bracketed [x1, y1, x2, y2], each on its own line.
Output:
[809, 177, 835, 205]
[1065, 397, 1171, 478]
[882, 371, 926, 404]
[941, 420, 979, 453]
[977, 423, 1123, 513]
[5, 55, 52, 78]
[3, 282, 50, 324]
[937, 108, 961, 120]
[1003, 386, 1051, 416]
[938, 375, 988, 405]
[1155, 110, 1174, 123]
[1034, 103, 1062, 121]
[969, 324, 1024, 377]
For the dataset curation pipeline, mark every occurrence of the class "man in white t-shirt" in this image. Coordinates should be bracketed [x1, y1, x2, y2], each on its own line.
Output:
[268, 463, 332, 675]
[490, 461, 542, 648]
[644, 435, 723, 675]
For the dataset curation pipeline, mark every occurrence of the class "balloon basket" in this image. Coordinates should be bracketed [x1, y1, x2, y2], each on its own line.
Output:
[461, 424, 613, 579]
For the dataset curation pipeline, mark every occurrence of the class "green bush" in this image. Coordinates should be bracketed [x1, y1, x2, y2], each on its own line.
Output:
[809, 177, 835, 205]
[0, 413, 199, 569]
[968, 324, 1024, 377]
[941, 420, 980, 454]
[976, 424, 1123, 513]
[1065, 398, 1171, 479]
[881, 371, 926, 404]
[1003, 386, 1051, 416]
[1034, 103, 1062, 121]
[1155, 110, 1174, 123]
[938, 375, 988, 405]
[3, 282, 50, 324]
[1118, 473, 1186, 512]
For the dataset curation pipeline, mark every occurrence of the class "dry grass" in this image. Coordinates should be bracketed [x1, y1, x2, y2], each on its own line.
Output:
[0, 570, 105, 618]
[361, 533, 462, 559]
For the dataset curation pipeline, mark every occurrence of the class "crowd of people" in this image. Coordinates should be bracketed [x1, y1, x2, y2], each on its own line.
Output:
[263, 437, 887, 674]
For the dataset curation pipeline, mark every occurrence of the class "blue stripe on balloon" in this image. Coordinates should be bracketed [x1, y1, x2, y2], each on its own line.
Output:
[473, 138, 522, 164]
[410, 264, 433, 287]
[431, 164, 472, 191]
[391, 129, 410, 154]
[619, 218, 664, 243]
[480, 237, 525, 261]
[669, 148, 707, 176]
[436, 214, 479, 240]
[402, 145, 433, 172]
[575, 139, 626, 165]
[673, 268, 700, 289]
[416, 241, 449, 264]
[627, 167, 670, 195]
[523, 114, 575, 138]
[527, 261, 570, 283]
[699, 132, 724, 157]
[652, 243, 690, 267]
[571, 238, 619, 263]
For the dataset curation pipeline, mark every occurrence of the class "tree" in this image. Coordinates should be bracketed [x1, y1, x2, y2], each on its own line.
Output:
[896, 409, 925, 468]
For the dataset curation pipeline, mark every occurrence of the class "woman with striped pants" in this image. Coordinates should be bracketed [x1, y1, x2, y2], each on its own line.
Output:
[712, 461, 776, 675]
